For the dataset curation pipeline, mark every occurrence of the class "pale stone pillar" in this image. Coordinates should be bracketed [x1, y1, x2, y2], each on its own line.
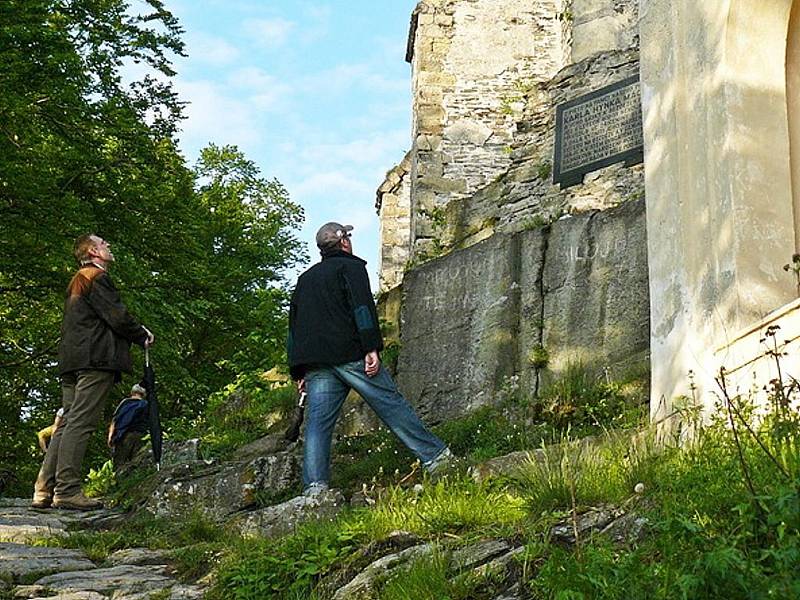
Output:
[640, 0, 798, 424]
[788, 1, 800, 251]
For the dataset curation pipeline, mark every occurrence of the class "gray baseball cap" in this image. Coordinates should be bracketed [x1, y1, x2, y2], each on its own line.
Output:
[315, 222, 353, 250]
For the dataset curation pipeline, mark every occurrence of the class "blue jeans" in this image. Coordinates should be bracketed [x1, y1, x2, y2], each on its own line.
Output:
[302, 360, 447, 487]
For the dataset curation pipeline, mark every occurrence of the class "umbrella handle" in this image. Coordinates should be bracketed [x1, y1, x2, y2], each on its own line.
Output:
[145, 347, 150, 368]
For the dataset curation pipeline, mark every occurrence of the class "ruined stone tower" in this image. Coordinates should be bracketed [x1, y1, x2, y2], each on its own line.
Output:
[377, 0, 640, 291]
[377, 0, 800, 430]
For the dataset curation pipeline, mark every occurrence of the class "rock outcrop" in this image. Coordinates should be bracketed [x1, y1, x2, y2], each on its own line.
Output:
[0, 500, 205, 599]
[397, 198, 649, 424]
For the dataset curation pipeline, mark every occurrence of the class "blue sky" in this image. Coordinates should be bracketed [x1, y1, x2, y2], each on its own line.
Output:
[161, 0, 419, 288]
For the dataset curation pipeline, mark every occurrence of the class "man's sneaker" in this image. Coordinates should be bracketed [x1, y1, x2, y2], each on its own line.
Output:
[425, 447, 456, 478]
[31, 495, 52, 509]
[303, 482, 330, 498]
[52, 493, 104, 511]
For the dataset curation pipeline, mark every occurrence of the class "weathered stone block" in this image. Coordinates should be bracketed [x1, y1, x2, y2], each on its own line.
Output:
[418, 175, 467, 194]
[0, 543, 94, 581]
[229, 489, 345, 539]
[145, 451, 300, 521]
[395, 199, 649, 420]
[444, 119, 493, 146]
[397, 234, 521, 423]
[572, 16, 630, 62]
[541, 199, 649, 375]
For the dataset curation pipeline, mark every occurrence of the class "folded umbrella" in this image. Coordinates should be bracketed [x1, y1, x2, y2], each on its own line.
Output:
[142, 347, 163, 469]
[283, 391, 306, 442]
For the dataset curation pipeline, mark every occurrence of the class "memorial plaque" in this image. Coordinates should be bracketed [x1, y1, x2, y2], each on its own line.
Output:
[553, 76, 643, 189]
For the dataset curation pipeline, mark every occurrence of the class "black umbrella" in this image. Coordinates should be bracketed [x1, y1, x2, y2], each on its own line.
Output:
[142, 347, 163, 469]
[283, 391, 306, 443]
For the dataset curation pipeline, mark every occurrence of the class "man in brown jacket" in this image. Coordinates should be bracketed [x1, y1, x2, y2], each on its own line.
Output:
[32, 234, 153, 510]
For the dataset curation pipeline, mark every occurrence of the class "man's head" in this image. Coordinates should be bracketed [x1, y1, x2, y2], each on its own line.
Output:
[315, 222, 353, 255]
[74, 234, 115, 267]
[130, 384, 146, 399]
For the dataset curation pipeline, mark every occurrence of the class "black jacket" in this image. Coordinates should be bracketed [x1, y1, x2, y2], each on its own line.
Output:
[58, 265, 148, 376]
[288, 250, 382, 380]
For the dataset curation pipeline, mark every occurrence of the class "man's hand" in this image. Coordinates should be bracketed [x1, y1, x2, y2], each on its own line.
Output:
[143, 326, 155, 348]
[297, 378, 306, 394]
[365, 350, 380, 378]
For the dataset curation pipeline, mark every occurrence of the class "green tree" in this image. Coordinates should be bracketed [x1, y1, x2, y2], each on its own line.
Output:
[0, 1, 305, 495]
[0, 0, 189, 495]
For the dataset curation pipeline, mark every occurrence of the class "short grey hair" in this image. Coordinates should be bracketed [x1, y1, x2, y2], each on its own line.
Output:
[131, 384, 146, 397]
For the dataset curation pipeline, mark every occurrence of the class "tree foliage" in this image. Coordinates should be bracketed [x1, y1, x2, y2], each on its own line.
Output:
[0, 0, 306, 495]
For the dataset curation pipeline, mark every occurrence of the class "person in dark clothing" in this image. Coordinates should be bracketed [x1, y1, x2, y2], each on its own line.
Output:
[108, 383, 149, 469]
[288, 222, 452, 495]
[33, 234, 154, 510]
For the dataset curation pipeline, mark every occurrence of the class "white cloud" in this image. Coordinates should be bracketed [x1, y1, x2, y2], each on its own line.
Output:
[226, 67, 293, 110]
[297, 62, 408, 97]
[184, 32, 240, 66]
[289, 171, 374, 202]
[244, 17, 296, 48]
[296, 132, 409, 168]
[174, 79, 262, 156]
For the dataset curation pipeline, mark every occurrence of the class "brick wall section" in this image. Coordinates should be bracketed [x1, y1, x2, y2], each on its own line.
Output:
[376, 152, 412, 291]
[408, 0, 567, 258]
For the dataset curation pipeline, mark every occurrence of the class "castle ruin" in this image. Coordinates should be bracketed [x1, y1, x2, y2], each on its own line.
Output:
[377, 0, 800, 428]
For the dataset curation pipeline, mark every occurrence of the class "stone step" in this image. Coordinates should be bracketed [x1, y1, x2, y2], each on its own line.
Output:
[0, 543, 95, 581]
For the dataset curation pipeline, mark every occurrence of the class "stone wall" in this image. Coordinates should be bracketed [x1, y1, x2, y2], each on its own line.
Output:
[407, 0, 567, 258]
[377, 153, 412, 291]
[378, 0, 641, 277]
[373, 0, 649, 424]
[439, 50, 643, 252]
[397, 198, 649, 424]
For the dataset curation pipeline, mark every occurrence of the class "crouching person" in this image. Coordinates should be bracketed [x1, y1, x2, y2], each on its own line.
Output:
[288, 222, 453, 496]
[108, 383, 149, 469]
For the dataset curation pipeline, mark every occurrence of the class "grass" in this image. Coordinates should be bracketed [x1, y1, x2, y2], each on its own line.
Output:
[378, 550, 496, 600]
[35, 510, 226, 563]
[359, 478, 526, 540]
[521, 407, 800, 599]
[20, 358, 799, 599]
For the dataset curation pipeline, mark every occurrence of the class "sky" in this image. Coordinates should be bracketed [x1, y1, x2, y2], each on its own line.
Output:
[160, 0, 419, 289]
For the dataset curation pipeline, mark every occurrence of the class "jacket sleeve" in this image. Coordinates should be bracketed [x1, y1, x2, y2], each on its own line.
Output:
[341, 263, 383, 354]
[287, 289, 297, 365]
[89, 274, 148, 346]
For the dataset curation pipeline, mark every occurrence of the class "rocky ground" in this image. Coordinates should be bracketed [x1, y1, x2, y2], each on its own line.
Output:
[1, 436, 648, 599]
[0, 499, 204, 599]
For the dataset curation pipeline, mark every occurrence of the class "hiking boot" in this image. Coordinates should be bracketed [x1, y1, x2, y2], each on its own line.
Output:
[425, 447, 459, 480]
[303, 482, 330, 498]
[31, 495, 52, 509]
[52, 493, 103, 511]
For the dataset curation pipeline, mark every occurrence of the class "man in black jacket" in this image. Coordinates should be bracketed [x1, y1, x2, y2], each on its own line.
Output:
[33, 234, 153, 510]
[289, 222, 451, 495]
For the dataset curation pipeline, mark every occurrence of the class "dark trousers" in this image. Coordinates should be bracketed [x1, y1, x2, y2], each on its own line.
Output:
[34, 370, 115, 499]
[112, 431, 144, 469]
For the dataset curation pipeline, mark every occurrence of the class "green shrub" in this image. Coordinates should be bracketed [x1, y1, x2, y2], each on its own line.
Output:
[211, 518, 361, 600]
[84, 459, 115, 498]
[537, 362, 638, 429]
[169, 381, 297, 459]
[525, 406, 800, 599]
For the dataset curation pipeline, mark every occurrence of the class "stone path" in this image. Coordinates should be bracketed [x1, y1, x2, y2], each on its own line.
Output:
[0, 499, 205, 599]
